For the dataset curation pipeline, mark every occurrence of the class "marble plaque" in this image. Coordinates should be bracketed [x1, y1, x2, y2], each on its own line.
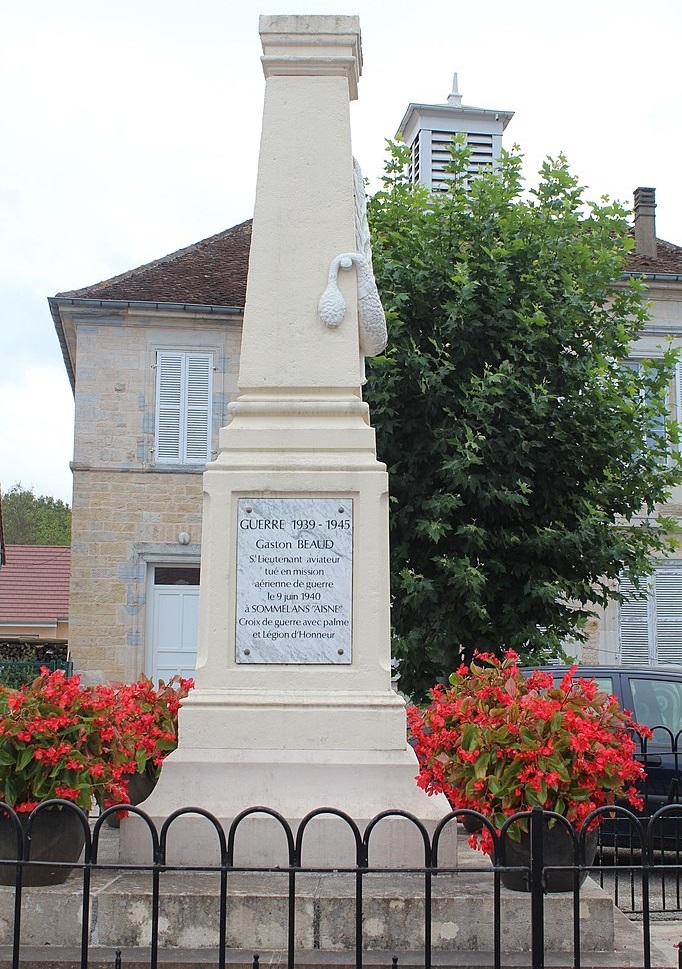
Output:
[236, 497, 353, 664]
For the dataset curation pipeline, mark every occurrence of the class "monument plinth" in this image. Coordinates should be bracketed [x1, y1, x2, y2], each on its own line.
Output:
[121, 14, 451, 867]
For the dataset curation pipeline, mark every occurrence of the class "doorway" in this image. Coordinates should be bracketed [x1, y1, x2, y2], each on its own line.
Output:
[148, 566, 200, 681]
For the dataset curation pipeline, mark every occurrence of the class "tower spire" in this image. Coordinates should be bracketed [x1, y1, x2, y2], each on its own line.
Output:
[446, 71, 462, 106]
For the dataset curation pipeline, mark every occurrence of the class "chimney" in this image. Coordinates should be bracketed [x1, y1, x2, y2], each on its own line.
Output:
[634, 187, 657, 259]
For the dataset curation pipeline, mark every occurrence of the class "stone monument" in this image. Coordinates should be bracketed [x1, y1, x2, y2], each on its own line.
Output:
[121, 14, 451, 866]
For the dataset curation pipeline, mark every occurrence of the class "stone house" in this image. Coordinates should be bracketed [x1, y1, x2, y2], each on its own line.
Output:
[0, 545, 70, 644]
[588, 191, 682, 667]
[49, 223, 250, 682]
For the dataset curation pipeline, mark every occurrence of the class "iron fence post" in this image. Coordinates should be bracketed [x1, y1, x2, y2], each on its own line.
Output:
[530, 807, 545, 969]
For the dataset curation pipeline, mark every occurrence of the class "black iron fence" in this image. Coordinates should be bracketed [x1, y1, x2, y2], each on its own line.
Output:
[588, 728, 682, 917]
[0, 658, 73, 688]
[1, 801, 682, 969]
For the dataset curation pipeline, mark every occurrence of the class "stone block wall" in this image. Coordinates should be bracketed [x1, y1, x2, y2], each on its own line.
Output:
[68, 470, 204, 681]
[65, 307, 242, 681]
[70, 309, 242, 473]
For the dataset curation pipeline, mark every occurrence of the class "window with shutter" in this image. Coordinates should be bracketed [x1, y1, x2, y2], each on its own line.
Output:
[620, 576, 653, 666]
[623, 360, 671, 452]
[620, 566, 682, 666]
[155, 351, 213, 465]
[655, 569, 682, 665]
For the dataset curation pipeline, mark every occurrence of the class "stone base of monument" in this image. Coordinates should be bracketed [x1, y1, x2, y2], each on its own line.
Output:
[119, 746, 457, 868]
[0, 819, 663, 968]
[0, 844, 661, 968]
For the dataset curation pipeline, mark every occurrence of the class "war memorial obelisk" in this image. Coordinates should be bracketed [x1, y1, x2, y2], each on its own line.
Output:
[123, 14, 450, 865]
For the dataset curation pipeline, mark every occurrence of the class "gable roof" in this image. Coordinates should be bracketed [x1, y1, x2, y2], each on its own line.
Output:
[625, 238, 682, 276]
[57, 220, 252, 307]
[55, 216, 682, 312]
[0, 489, 5, 568]
[0, 546, 70, 624]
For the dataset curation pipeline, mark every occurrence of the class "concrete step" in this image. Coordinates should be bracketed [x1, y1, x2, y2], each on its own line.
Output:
[0, 823, 674, 968]
[0, 869, 650, 955]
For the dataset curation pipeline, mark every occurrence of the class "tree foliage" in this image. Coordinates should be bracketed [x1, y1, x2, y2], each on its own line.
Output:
[365, 142, 682, 700]
[2, 483, 71, 546]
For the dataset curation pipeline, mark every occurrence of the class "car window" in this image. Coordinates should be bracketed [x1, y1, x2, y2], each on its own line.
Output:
[629, 676, 682, 737]
[575, 675, 614, 694]
[550, 674, 614, 694]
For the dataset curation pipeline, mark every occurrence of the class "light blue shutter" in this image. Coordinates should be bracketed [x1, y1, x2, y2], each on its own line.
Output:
[184, 353, 212, 464]
[655, 568, 682, 665]
[155, 351, 213, 465]
[619, 576, 652, 666]
[156, 351, 183, 463]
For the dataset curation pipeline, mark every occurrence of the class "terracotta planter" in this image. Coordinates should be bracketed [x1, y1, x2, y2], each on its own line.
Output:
[105, 767, 158, 828]
[0, 806, 87, 886]
[499, 820, 598, 893]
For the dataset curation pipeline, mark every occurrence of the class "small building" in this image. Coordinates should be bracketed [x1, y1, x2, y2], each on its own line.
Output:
[0, 545, 70, 644]
[0, 488, 5, 568]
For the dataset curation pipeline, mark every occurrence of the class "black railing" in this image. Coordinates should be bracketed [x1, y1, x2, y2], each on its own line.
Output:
[586, 727, 682, 917]
[0, 658, 73, 688]
[1, 801, 680, 969]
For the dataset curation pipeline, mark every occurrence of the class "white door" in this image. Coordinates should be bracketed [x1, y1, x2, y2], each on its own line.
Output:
[149, 566, 200, 682]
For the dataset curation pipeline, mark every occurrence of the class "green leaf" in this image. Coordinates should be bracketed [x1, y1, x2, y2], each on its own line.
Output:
[461, 723, 480, 751]
[135, 748, 149, 772]
[16, 748, 34, 772]
[474, 752, 490, 778]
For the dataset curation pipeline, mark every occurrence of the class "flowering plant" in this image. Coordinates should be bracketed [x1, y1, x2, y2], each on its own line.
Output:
[407, 650, 649, 853]
[0, 669, 129, 812]
[109, 675, 193, 782]
[0, 668, 193, 813]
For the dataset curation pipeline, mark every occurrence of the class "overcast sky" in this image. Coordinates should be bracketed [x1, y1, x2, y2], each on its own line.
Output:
[2, 0, 681, 505]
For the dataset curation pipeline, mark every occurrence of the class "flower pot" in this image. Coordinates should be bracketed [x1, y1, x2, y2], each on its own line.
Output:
[460, 812, 485, 834]
[499, 820, 598, 893]
[0, 806, 87, 886]
[105, 766, 158, 828]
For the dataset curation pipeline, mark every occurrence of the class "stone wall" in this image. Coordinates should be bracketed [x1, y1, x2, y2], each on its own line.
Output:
[68, 470, 204, 681]
[65, 305, 242, 681]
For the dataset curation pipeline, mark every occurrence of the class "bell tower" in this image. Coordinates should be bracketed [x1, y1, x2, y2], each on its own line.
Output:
[396, 72, 514, 190]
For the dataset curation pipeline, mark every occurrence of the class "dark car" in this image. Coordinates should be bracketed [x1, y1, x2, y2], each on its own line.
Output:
[523, 665, 682, 846]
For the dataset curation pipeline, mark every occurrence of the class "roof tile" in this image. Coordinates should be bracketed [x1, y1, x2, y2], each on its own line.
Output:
[625, 238, 682, 276]
[55, 219, 682, 311]
[58, 221, 252, 307]
[0, 546, 70, 624]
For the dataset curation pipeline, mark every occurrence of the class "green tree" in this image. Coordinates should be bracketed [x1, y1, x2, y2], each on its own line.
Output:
[366, 142, 682, 700]
[2, 483, 71, 546]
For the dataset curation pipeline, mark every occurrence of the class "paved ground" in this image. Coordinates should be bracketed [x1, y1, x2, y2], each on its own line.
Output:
[645, 919, 682, 965]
